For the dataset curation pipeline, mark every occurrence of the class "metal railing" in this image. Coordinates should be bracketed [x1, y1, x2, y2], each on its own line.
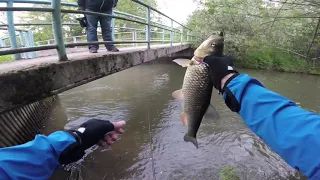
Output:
[0, 0, 197, 61]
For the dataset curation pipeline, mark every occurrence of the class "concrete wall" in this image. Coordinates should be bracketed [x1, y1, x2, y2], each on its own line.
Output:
[0, 44, 193, 113]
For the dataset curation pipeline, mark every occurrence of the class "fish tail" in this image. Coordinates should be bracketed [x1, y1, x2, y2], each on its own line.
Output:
[184, 134, 198, 149]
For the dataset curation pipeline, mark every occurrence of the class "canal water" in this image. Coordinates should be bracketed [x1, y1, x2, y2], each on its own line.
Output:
[48, 57, 320, 180]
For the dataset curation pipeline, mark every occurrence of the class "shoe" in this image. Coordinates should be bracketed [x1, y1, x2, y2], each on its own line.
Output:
[106, 46, 119, 52]
[89, 47, 98, 53]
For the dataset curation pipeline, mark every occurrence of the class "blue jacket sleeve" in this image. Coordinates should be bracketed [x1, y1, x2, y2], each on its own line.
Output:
[0, 131, 76, 180]
[223, 74, 320, 180]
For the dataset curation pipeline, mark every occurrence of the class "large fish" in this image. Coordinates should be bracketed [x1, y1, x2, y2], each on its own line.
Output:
[172, 32, 224, 148]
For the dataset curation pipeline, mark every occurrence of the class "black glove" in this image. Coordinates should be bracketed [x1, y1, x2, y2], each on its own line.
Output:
[203, 55, 238, 93]
[59, 119, 115, 165]
[204, 55, 240, 112]
[76, 17, 87, 28]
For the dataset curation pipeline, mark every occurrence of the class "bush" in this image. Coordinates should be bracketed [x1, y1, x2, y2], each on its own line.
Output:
[0, 55, 14, 63]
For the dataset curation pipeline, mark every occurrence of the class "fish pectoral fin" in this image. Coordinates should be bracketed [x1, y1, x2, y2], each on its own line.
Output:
[184, 134, 198, 149]
[203, 104, 220, 121]
[180, 112, 187, 126]
[172, 89, 184, 101]
[173, 58, 192, 67]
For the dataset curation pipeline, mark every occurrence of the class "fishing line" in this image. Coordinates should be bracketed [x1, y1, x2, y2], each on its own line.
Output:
[145, 104, 156, 180]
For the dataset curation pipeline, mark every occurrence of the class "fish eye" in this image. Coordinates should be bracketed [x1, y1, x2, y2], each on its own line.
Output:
[211, 43, 216, 47]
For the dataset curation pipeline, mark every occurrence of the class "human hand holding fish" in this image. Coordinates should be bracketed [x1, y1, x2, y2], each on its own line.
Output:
[203, 55, 238, 93]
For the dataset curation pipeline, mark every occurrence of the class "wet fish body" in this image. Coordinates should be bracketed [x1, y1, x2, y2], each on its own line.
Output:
[172, 32, 224, 148]
[174, 63, 214, 148]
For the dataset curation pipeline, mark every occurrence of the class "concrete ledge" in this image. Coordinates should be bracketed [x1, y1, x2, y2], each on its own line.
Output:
[0, 43, 192, 113]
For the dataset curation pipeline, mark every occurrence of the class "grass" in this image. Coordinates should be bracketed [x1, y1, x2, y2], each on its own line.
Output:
[220, 166, 240, 180]
[0, 55, 14, 63]
[234, 48, 320, 76]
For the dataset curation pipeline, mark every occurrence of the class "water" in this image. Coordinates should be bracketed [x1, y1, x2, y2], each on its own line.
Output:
[47, 58, 320, 180]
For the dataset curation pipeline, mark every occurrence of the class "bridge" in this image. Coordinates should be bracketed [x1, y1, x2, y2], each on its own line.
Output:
[0, 0, 196, 147]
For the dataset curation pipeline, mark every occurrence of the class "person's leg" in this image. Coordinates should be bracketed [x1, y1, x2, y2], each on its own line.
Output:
[86, 11, 99, 52]
[99, 9, 119, 52]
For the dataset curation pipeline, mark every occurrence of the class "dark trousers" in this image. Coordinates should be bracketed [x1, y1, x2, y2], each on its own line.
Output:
[85, 9, 115, 50]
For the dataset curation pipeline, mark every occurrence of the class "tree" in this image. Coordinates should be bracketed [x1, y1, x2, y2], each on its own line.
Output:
[187, 0, 320, 73]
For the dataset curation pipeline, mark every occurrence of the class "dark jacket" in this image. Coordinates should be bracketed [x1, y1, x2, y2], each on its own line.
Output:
[78, 0, 118, 11]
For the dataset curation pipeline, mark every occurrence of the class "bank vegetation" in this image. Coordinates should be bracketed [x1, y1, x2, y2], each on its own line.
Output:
[187, 0, 320, 75]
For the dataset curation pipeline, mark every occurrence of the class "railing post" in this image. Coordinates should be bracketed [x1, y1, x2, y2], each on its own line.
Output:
[162, 29, 165, 42]
[187, 30, 190, 42]
[7, 0, 22, 60]
[23, 31, 32, 59]
[73, 37, 77, 48]
[132, 31, 135, 47]
[135, 31, 138, 47]
[0, 39, 5, 47]
[27, 30, 37, 58]
[170, 19, 173, 46]
[23, 31, 30, 58]
[180, 28, 183, 44]
[51, 0, 68, 61]
[19, 31, 26, 58]
[112, 11, 115, 41]
[146, 7, 151, 49]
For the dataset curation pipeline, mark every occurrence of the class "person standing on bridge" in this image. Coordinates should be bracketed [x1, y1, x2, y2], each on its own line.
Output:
[78, 0, 120, 53]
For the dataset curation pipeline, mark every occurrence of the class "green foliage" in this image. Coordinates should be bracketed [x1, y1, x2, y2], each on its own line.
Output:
[187, 0, 320, 75]
[20, 0, 84, 43]
[0, 55, 13, 63]
[219, 166, 240, 180]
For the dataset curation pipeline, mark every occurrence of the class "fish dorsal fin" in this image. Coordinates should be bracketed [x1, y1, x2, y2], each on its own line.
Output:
[180, 112, 187, 126]
[203, 104, 220, 121]
[173, 58, 192, 68]
[172, 89, 184, 101]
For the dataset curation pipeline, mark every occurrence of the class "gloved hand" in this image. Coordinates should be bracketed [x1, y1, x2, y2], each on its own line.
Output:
[59, 119, 126, 165]
[76, 17, 87, 28]
[203, 55, 238, 93]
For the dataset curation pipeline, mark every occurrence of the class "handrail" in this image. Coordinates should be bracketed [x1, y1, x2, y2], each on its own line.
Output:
[0, 7, 54, 12]
[0, 0, 196, 61]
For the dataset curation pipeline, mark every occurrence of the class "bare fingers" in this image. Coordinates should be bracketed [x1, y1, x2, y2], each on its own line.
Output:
[98, 121, 126, 149]
[113, 121, 126, 130]
[98, 136, 114, 148]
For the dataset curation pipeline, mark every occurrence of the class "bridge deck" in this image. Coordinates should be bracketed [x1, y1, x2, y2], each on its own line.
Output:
[0, 43, 192, 113]
[0, 43, 187, 73]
